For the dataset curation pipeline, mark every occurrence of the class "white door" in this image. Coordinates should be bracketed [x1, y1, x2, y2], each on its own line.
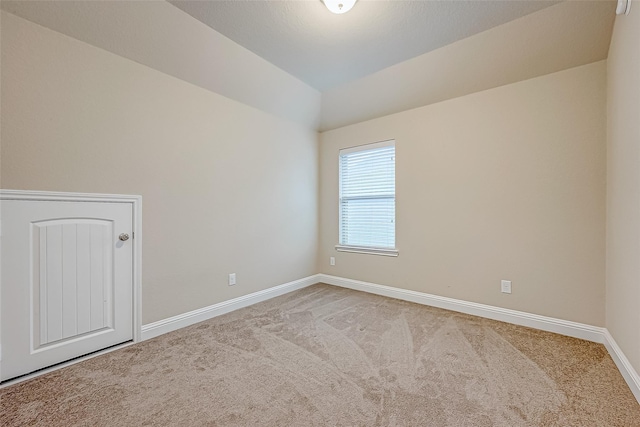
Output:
[1, 200, 133, 381]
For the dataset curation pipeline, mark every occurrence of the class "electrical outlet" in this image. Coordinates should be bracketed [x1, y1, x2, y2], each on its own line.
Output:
[501, 280, 512, 294]
[330, 257, 335, 266]
[228, 273, 236, 286]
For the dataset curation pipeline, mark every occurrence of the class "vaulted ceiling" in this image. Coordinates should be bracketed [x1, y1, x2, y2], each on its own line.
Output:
[170, 0, 561, 91]
[1, 0, 616, 130]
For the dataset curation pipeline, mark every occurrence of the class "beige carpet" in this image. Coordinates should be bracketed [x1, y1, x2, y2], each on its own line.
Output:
[2, 283, 639, 426]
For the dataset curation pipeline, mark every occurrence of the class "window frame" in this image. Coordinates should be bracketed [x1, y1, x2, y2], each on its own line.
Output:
[335, 140, 398, 257]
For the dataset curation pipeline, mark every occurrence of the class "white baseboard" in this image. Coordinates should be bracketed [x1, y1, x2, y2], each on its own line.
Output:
[140, 272, 640, 404]
[319, 274, 605, 343]
[603, 329, 640, 402]
[319, 274, 640, 404]
[141, 274, 320, 340]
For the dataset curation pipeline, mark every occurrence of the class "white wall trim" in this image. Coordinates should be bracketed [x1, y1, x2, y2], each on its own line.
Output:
[603, 329, 640, 402]
[4, 262, 639, 403]
[319, 274, 605, 342]
[0, 189, 142, 203]
[319, 274, 640, 404]
[141, 274, 321, 340]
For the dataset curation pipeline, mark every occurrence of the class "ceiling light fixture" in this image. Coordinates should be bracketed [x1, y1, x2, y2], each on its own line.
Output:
[322, 0, 357, 14]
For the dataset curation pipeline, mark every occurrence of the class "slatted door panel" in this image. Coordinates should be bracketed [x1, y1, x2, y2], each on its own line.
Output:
[1, 198, 134, 382]
[32, 219, 114, 350]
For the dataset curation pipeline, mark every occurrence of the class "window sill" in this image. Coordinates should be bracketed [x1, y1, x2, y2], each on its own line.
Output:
[335, 245, 399, 257]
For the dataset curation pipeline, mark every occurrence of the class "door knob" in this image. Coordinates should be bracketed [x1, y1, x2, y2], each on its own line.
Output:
[119, 233, 130, 242]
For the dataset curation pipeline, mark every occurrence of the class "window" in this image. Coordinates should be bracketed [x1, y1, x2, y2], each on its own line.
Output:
[336, 140, 397, 256]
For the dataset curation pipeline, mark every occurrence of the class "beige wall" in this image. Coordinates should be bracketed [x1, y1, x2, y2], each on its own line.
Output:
[0, 7, 617, 338]
[319, 61, 607, 326]
[0, 1, 321, 129]
[320, 1, 614, 131]
[1, 12, 318, 324]
[606, 8, 640, 373]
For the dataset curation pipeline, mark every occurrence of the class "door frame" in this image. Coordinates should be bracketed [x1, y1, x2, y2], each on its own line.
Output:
[0, 189, 143, 377]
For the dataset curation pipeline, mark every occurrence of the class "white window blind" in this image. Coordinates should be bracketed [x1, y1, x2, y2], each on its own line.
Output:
[338, 140, 396, 253]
